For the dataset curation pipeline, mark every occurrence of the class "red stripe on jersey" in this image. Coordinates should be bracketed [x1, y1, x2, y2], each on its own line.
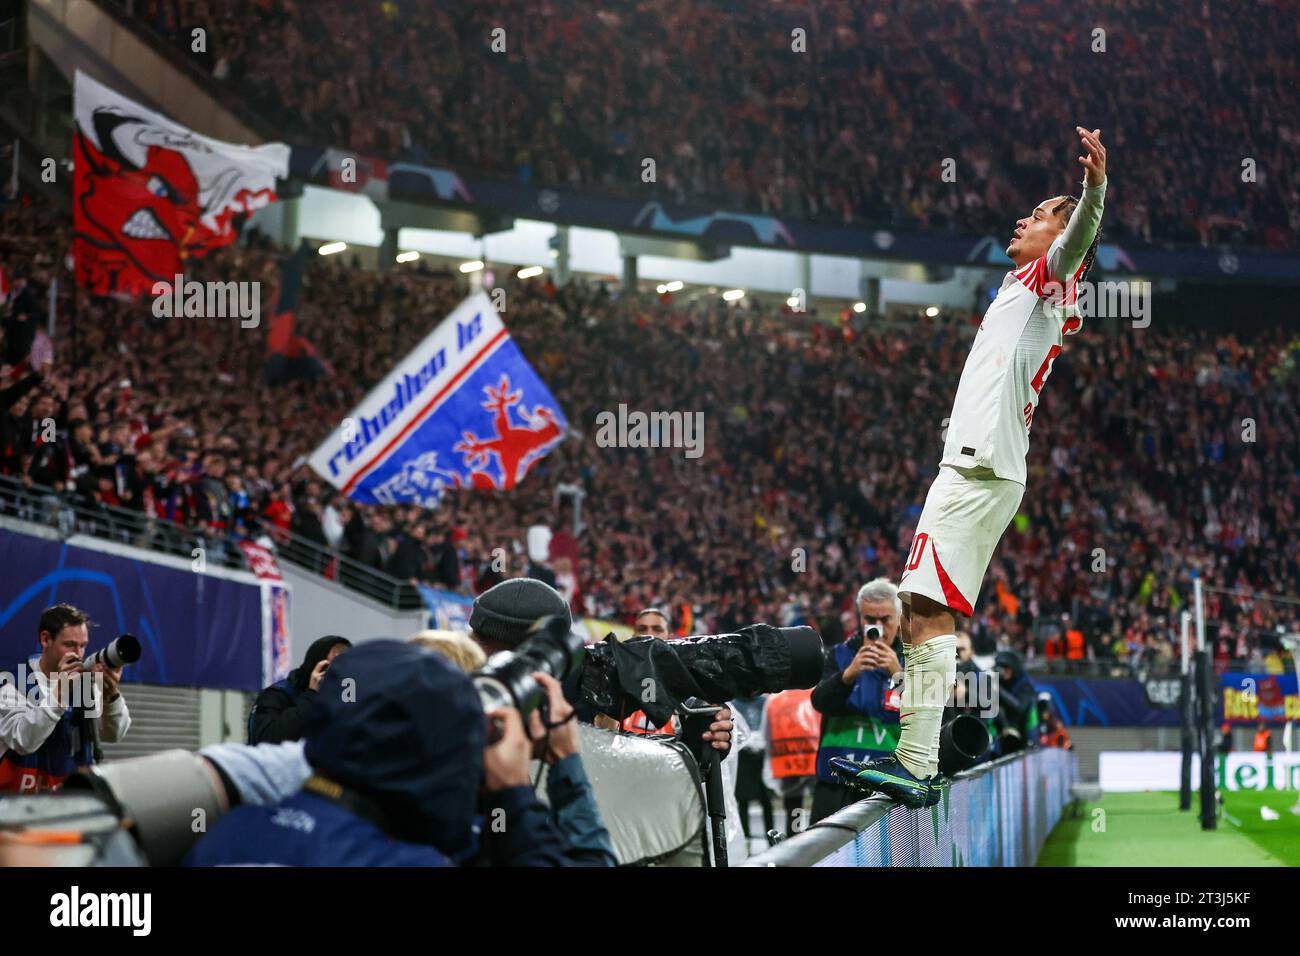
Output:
[1014, 257, 1048, 296]
[931, 546, 974, 616]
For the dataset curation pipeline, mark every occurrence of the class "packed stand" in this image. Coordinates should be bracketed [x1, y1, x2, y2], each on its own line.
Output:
[2, 192, 1299, 670]
[115, 0, 1300, 250]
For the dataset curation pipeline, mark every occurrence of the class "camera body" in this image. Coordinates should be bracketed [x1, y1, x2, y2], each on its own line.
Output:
[846, 622, 883, 652]
[473, 615, 586, 740]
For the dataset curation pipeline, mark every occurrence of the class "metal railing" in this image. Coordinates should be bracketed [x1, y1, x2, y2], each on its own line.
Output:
[250, 519, 426, 610]
[0, 474, 247, 571]
[0, 475, 424, 610]
[745, 747, 1077, 867]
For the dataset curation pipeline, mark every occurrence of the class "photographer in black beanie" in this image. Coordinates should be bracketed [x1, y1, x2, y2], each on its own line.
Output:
[468, 577, 616, 865]
[469, 579, 733, 761]
[469, 577, 573, 655]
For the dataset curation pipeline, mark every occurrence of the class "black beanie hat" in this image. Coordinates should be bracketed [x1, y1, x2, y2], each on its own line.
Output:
[469, 577, 571, 647]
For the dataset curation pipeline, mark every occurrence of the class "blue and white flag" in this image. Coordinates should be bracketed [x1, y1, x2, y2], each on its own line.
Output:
[308, 292, 567, 507]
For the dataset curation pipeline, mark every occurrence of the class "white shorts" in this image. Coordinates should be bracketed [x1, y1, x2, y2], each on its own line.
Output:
[897, 465, 1024, 616]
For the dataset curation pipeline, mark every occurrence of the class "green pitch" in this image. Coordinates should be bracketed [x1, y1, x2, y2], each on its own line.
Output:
[1038, 790, 1296, 866]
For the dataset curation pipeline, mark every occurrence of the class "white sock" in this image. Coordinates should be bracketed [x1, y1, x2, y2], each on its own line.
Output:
[894, 634, 956, 780]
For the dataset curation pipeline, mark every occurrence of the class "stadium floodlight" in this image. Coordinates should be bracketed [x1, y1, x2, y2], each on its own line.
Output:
[722, 289, 745, 302]
[395, 251, 419, 263]
[664, 280, 684, 293]
[656, 284, 668, 294]
[460, 260, 485, 273]
[517, 266, 544, 279]
[786, 296, 800, 308]
[853, 302, 867, 313]
[926, 306, 941, 317]
[317, 241, 347, 256]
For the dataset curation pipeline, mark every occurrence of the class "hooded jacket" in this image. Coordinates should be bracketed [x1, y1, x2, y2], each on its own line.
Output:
[993, 650, 1039, 745]
[189, 641, 576, 866]
[247, 636, 350, 744]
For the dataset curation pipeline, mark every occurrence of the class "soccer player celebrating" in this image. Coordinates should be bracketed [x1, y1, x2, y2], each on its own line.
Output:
[831, 127, 1107, 808]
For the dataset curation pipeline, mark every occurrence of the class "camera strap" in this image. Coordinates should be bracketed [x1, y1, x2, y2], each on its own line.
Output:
[542, 710, 576, 731]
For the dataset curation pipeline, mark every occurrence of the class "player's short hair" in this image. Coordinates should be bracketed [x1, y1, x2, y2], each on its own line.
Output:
[856, 578, 901, 616]
[1050, 195, 1102, 283]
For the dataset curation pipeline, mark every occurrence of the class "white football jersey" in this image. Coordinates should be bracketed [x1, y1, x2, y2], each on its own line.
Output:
[941, 244, 1098, 485]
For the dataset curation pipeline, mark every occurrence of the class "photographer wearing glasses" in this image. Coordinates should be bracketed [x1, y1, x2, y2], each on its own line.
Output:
[809, 579, 904, 822]
[0, 604, 132, 793]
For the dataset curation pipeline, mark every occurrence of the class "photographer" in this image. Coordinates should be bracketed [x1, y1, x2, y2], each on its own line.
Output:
[945, 633, 985, 723]
[0, 604, 131, 792]
[248, 635, 351, 744]
[187, 641, 588, 866]
[809, 580, 903, 822]
[992, 650, 1039, 754]
[470, 581, 734, 760]
[613, 607, 735, 759]
[412, 625, 616, 866]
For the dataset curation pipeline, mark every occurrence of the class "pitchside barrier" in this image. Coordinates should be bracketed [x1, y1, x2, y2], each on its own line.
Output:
[745, 747, 1077, 867]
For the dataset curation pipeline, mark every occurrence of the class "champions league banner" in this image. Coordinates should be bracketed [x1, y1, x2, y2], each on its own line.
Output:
[0, 528, 266, 691]
[308, 292, 568, 507]
[73, 71, 290, 296]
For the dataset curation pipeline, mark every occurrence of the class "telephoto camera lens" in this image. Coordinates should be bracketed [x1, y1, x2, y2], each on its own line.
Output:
[581, 623, 824, 726]
[81, 633, 142, 671]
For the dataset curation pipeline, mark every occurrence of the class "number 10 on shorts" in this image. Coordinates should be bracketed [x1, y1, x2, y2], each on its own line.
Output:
[906, 533, 929, 571]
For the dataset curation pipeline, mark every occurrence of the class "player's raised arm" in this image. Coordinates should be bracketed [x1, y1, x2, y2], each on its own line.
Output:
[1047, 126, 1108, 282]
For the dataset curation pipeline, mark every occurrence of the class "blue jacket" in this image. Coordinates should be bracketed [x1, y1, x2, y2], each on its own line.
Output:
[536, 754, 617, 866]
[187, 640, 606, 866]
[810, 642, 902, 782]
[185, 791, 454, 866]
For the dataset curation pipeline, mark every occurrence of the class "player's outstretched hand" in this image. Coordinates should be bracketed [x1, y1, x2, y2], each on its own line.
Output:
[1076, 127, 1106, 187]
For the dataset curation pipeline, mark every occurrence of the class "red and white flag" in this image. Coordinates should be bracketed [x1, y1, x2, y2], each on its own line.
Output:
[72, 71, 289, 296]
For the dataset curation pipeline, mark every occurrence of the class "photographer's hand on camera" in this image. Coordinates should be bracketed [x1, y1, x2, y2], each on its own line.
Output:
[868, 641, 902, 677]
[90, 661, 123, 703]
[841, 645, 875, 684]
[526, 672, 579, 765]
[483, 707, 533, 791]
[51, 652, 81, 708]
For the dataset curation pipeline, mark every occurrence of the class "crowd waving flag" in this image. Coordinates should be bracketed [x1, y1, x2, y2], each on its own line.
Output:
[308, 292, 568, 507]
[72, 70, 290, 296]
[264, 242, 330, 385]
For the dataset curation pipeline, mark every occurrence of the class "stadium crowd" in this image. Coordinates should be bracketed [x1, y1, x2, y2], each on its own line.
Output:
[3, 191, 1298, 672]
[114, 0, 1300, 250]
